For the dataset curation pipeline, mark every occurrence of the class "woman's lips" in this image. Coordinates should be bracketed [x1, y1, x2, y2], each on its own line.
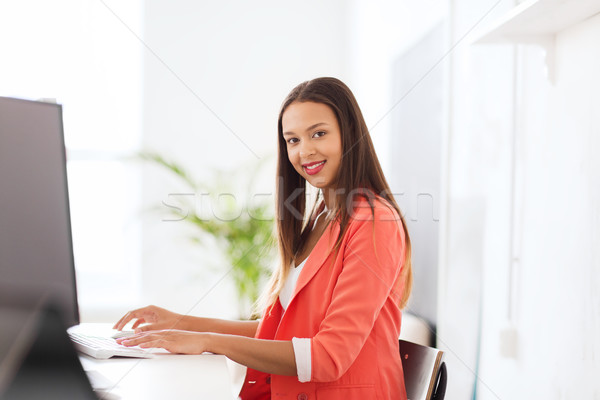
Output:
[303, 160, 326, 175]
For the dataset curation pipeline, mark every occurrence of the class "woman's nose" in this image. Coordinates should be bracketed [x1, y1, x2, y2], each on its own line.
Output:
[299, 141, 316, 158]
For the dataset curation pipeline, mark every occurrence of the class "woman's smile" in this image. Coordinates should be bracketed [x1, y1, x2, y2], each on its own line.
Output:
[303, 160, 326, 175]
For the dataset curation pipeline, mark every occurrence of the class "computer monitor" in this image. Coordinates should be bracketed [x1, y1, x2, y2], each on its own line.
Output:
[0, 97, 79, 327]
[0, 302, 97, 399]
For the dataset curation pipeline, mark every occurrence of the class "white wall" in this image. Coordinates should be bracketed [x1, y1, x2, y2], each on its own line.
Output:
[439, 0, 516, 397]
[139, 1, 349, 319]
[346, 0, 448, 173]
[350, 0, 600, 398]
[440, 2, 600, 399]
[479, 13, 600, 400]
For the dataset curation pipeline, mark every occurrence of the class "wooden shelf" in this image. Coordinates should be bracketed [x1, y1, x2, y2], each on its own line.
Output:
[473, 0, 600, 83]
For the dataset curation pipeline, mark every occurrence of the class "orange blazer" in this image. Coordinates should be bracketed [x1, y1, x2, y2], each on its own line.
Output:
[240, 196, 408, 400]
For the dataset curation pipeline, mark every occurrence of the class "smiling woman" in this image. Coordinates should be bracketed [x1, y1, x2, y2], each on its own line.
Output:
[282, 102, 343, 191]
[115, 77, 413, 400]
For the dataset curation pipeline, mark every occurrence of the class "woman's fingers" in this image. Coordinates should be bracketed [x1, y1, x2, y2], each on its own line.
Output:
[138, 339, 168, 350]
[134, 323, 159, 333]
[113, 306, 158, 331]
[113, 310, 136, 330]
[117, 330, 206, 354]
[118, 332, 148, 345]
[131, 318, 147, 330]
[118, 331, 170, 349]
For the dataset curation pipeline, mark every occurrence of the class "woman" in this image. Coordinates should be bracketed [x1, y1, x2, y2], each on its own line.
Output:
[115, 77, 412, 399]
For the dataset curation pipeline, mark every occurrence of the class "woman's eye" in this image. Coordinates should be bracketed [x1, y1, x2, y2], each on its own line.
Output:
[287, 138, 298, 144]
[313, 131, 326, 138]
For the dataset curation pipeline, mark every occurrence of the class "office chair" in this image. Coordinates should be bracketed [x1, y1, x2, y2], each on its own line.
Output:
[400, 339, 447, 400]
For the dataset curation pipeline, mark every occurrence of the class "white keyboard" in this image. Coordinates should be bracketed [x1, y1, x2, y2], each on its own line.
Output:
[69, 332, 154, 359]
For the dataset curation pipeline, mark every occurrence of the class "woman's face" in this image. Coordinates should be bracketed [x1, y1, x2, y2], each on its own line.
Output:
[282, 101, 343, 190]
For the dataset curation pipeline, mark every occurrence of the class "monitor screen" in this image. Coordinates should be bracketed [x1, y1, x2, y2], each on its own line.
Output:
[0, 97, 79, 327]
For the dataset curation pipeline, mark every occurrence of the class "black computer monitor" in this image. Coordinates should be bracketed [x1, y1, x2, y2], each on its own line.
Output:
[0, 97, 79, 327]
[0, 302, 97, 400]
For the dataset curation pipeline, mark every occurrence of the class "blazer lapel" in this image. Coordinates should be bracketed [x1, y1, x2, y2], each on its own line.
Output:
[287, 220, 341, 307]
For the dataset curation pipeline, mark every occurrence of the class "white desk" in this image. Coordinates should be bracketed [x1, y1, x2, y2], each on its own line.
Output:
[72, 324, 243, 400]
[80, 353, 235, 400]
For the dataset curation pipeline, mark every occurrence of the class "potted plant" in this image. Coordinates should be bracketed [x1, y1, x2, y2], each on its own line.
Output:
[140, 152, 276, 318]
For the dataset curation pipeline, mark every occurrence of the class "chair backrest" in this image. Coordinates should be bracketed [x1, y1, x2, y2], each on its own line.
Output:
[399, 339, 447, 400]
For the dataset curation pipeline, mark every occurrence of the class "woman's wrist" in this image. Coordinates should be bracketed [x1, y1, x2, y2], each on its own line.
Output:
[203, 332, 221, 354]
[178, 314, 203, 331]
[180, 317, 259, 336]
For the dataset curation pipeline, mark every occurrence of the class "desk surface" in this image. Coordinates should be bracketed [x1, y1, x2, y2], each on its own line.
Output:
[80, 353, 235, 400]
[73, 324, 240, 400]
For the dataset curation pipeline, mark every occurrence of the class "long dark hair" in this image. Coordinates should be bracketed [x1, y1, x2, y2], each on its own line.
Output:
[262, 77, 412, 309]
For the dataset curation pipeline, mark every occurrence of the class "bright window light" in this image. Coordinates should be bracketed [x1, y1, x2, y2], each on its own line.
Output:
[0, 0, 144, 314]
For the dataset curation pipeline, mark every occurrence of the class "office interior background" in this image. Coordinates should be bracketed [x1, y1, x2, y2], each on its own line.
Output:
[1, 0, 598, 399]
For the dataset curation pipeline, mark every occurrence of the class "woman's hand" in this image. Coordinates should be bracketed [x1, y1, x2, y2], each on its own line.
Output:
[116, 330, 210, 354]
[113, 305, 187, 333]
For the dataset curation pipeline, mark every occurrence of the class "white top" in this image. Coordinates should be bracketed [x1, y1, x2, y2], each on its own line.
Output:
[279, 204, 329, 383]
[279, 258, 307, 310]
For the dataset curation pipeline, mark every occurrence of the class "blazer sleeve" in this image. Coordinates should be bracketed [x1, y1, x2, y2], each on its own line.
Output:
[309, 202, 406, 382]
